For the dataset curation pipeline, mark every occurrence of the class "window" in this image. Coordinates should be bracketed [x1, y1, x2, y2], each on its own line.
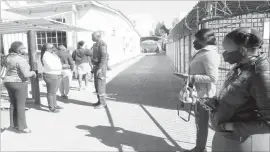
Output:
[36, 31, 67, 50]
[36, 18, 67, 50]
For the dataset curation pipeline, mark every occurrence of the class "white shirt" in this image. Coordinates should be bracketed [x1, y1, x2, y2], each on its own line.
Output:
[42, 51, 62, 75]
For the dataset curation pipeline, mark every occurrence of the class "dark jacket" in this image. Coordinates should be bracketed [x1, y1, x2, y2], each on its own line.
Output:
[72, 48, 92, 65]
[210, 53, 270, 142]
[57, 50, 75, 70]
[92, 40, 107, 69]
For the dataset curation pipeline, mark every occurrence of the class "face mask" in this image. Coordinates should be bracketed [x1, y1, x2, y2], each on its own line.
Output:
[222, 50, 244, 64]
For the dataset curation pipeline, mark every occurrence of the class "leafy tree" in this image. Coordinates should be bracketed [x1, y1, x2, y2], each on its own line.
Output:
[154, 22, 169, 36]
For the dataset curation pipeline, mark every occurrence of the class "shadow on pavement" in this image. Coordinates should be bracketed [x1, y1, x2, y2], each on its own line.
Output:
[106, 53, 185, 110]
[76, 125, 180, 152]
[30, 91, 95, 107]
[25, 103, 49, 112]
[140, 105, 184, 151]
[56, 93, 95, 107]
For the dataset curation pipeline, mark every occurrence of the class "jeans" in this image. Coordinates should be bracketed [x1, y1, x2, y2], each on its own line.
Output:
[4, 82, 28, 130]
[194, 102, 209, 150]
[59, 69, 72, 96]
[93, 66, 107, 105]
[43, 73, 60, 110]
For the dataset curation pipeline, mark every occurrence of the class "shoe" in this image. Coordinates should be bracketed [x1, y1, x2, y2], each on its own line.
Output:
[17, 128, 31, 134]
[184, 147, 207, 152]
[7, 126, 17, 131]
[55, 105, 64, 109]
[61, 95, 68, 99]
[49, 108, 60, 113]
[92, 102, 100, 106]
[94, 104, 107, 109]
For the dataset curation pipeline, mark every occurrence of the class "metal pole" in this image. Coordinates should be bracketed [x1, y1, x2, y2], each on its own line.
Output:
[197, 6, 200, 30]
[27, 30, 41, 105]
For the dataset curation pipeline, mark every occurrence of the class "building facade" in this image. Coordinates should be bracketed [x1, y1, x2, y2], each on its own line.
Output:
[1, 0, 141, 70]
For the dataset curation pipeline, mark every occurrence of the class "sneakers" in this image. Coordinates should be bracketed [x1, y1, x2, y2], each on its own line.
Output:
[55, 105, 64, 109]
[17, 128, 31, 134]
[49, 108, 60, 113]
[184, 147, 207, 152]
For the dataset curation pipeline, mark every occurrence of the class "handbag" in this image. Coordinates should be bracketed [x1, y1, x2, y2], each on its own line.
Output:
[177, 76, 198, 122]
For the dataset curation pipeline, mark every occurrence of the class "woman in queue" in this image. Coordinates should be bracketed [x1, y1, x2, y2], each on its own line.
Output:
[184, 29, 221, 152]
[208, 28, 270, 151]
[3, 41, 36, 133]
[41, 43, 63, 113]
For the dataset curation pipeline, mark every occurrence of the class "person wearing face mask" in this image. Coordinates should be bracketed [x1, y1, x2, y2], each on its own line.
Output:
[3, 41, 36, 133]
[205, 28, 270, 152]
[41, 43, 63, 113]
[184, 29, 220, 152]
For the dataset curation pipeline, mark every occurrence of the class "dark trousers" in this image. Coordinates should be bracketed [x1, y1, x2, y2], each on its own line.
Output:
[93, 67, 107, 105]
[194, 102, 209, 150]
[43, 73, 60, 110]
[4, 82, 28, 130]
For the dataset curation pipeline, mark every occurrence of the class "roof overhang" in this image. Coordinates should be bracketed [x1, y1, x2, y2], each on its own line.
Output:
[5, 1, 141, 37]
[5, 1, 91, 14]
[0, 18, 90, 34]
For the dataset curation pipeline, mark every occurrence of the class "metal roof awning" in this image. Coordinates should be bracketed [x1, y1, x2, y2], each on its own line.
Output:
[0, 18, 90, 34]
[168, 1, 270, 41]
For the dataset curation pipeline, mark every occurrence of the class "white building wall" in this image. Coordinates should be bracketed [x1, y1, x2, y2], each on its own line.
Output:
[76, 5, 141, 67]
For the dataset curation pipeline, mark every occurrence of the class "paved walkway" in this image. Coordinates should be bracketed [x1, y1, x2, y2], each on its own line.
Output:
[1, 53, 214, 151]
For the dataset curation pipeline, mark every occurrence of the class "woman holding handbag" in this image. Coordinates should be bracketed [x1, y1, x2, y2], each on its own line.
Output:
[184, 29, 220, 152]
[3, 41, 36, 133]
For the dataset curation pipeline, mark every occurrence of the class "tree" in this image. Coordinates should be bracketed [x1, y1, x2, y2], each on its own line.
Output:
[154, 22, 169, 36]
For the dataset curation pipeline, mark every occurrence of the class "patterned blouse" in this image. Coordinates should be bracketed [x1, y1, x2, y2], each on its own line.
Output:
[3, 53, 31, 83]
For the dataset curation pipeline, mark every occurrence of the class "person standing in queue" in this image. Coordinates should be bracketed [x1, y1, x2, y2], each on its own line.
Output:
[57, 45, 74, 99]
[91, 31, 108, 109]
[3, 41, 36, 133]
[72, 41, 92, 91]
[207, 28, 270, 152]
[41, 43, 63, 113]
[184, 29, 220, 152]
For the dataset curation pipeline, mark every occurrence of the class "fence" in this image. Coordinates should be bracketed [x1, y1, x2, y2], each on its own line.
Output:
[167, 12, 270, 92]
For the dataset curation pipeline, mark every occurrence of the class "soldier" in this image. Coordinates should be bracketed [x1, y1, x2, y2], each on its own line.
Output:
[91, 31, 108, 109]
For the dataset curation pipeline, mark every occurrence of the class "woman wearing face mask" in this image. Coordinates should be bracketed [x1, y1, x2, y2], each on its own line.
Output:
[3, 41, 36, 133]
[184, 29, 220, 152]
[208, 28, 270, 152]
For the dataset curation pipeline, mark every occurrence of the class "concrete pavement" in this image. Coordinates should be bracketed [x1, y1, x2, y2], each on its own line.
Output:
[1, 53, 214, 151]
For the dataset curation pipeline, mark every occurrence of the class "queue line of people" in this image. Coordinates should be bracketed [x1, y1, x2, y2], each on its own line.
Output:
[183, 28, 270, 152]
[1, 28, 269, 152]
[1, 31, 108, 133]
